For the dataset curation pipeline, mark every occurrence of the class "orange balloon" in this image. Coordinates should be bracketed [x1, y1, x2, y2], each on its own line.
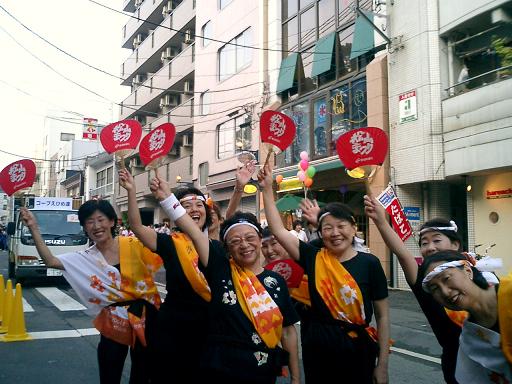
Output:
[276, 174, 283, 184]
[304, 177, 313, 188]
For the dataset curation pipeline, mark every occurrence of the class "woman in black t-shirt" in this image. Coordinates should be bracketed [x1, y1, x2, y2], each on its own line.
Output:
[259, 165, 390, 384]
[150, 176, 301, 384]
[120, 169, 213, 383]
[365, 195, 465, 383]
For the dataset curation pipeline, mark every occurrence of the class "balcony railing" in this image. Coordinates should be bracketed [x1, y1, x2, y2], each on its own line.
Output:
[89, 183, 113, 199]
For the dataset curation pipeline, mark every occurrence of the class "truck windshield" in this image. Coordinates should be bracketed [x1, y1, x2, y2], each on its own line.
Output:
[20, 210, 88, 246]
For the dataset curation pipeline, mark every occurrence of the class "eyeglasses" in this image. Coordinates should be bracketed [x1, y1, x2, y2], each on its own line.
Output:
[226, 233, 260, 247]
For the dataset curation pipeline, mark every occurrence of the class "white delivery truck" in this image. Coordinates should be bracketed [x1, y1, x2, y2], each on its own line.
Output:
[7, 196, 89, 283]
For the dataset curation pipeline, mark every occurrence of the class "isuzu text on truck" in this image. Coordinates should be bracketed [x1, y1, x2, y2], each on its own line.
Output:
[7, 196, 89, 283]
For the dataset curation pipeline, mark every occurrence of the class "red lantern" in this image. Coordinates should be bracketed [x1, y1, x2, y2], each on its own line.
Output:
[336, 127, 388, 170]
[0, 159, 36, 196]
[139, 123, 176, 167]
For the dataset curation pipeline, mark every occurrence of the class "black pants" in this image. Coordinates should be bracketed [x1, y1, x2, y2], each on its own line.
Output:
[97, 334, 151, 384]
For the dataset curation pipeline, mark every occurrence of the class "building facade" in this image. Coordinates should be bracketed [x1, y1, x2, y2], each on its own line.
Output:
[387, 0, 512, 286]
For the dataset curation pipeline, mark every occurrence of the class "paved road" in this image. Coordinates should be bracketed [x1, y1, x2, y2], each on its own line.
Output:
[0, 252, 444, 383]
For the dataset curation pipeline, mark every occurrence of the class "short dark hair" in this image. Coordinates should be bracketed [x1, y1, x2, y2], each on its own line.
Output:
[419, 250, 490, 290]
[261, 227, 273, 239]
[419, 218, 463, 251]
[317, 202, 356, 230]
[220, 211, 262, 243]
[174, 187, 212, 230]
[78, 199, 117, 237]
[292, 220, 302, 229]
[210, 202, 223, 221]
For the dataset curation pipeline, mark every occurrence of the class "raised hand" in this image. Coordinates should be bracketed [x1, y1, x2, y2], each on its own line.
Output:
[150, 176, 171, 202]
[235, 160, 257, 189]
[118, 168, 134, 192]
[364, 195, 386, 225]
[19, 207, 38, 230]
[300, 198, 320, 226]
[257, 163, 273, 191]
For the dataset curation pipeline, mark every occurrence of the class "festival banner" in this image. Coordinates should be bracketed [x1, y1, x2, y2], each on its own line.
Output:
[83, 117, 98, 140]
[376, 185, 412, 242]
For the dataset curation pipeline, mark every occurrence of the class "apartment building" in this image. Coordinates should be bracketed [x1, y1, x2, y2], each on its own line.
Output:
[266, 0, 393, 278]
[116, 0, 270, 222]
[387, 0, 512, 286]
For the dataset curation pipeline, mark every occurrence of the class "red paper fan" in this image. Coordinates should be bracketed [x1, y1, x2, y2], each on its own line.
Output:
[139, 123, 176, 166]
[100, 119, 142, 154]
[260, 110, 296, 152]
[336, 127, 388, 170]
[0, 159, 36, 196]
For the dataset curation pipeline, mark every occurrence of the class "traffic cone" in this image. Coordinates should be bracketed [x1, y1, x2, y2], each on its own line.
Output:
[0, 275, 4, 324]
[0, 280, 13, 334]
[2, 283, 31, 342]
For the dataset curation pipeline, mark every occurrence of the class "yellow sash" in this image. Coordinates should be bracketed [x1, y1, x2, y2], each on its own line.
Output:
[315, 248, 366, 325]
[445, 308, 469, 327]
[290, 275, 311, 306]
[231, 259, 283, 348]
[498, 271, 512, 364]
[94, 237, 162, 347]
[172, 232, 211, 302]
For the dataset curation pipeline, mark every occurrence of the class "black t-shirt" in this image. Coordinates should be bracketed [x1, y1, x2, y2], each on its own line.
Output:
[155, 232, 209, 317]
[298, 241, 388, 324]
[203, 241, 299, 378]
[411, 270, 461, 356]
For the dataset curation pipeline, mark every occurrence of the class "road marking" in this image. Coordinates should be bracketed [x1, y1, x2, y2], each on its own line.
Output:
[391, 346, 441, 364]
[35, 287, 86, 311]
[23, 298, 35, 312]
[29, 328, 99, 340]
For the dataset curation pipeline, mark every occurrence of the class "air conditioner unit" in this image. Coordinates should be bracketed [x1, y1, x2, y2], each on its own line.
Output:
[133, 34, 142, 48]
[130, 157, 144, 168]
[162, 0, 173, 17]
[182, 134, 192, 147]
[160, 46, 178, 61]
[133, 115, 147, 126]
[135, 0, 143, 8]
[159, 94, 179, 108]
[132, 74, 143, 86]
[168, 146, 179, 156]
[184, 29, 193, 44]
[183, 80, 192, 93]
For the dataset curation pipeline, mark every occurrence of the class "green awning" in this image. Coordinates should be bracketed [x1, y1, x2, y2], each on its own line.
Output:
[276, 53, 299, 93]
[279, 159, 342, 178]
[311, 32, 336, 77]
[350, 10, 375, 59]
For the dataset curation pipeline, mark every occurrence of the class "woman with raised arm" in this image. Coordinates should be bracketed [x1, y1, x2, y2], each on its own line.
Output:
[118, 168, 213, 383]
[150, 174, 301, 384]
[259, 164, 389, 384]
[225, 160, 257, 220]
[20, 200, 161, 384]
[364, 195, 467, 383]
[421, 250, 511, 383]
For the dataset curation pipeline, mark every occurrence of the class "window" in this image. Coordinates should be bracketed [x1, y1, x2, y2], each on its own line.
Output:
[96, 166, 113, 188]
[198, 162, 209, 186]
[217, 115, 252, 159]
[200, 91, 210, 115]
[281, 102, 310, 166]
[218, 28, 252, 81]
[313, 98, 328, 157]
[60, 132, 75, 141]
[219, 0, 232, 9]
[201, 21, 211, 47]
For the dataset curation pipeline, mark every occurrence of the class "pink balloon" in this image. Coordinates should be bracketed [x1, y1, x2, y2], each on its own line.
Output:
[300, 151, 309, 161]
[300, 159, 309, 171]
[297, 170, 306, 181]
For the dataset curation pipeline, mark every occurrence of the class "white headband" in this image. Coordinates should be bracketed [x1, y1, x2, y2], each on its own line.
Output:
[179, 195, 205, 203]
[422, 257, 502, 292]
[318, 212, 356, 226]
[419, 220, 458, 236]
[222, 221, 260, 241]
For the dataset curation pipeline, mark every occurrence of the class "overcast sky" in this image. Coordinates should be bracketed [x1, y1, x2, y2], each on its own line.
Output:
[0, 0, 130, 168]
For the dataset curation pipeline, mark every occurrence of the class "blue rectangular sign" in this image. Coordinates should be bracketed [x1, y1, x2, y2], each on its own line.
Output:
[403, 207, 420, 221]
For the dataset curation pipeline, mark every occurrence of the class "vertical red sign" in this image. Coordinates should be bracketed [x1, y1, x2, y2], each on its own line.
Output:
[376, 185, 412, 242]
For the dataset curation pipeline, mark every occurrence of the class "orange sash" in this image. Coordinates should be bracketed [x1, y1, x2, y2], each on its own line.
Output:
[172, 232, 211, 302]
[498, 271, 512, 364]
[290, 275, 311, 306]
[231, 259, 283, 348]
[445, 308, 469, 327]
[94, 237, 162, 347]
[315, 248, 378, 341]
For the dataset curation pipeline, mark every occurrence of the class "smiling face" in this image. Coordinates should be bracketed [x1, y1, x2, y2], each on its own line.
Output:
[225, 224, 262, 269]
[180, 194, 207, 229]
[320, 214, 356, 255]
[425, 262, 474, 311]
[261, 236, 289, 264]
[84, 210, 115, 244]
[420, 231, 460, 257]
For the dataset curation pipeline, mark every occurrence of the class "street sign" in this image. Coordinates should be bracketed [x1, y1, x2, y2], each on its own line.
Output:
[399, 90, 418, 124]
